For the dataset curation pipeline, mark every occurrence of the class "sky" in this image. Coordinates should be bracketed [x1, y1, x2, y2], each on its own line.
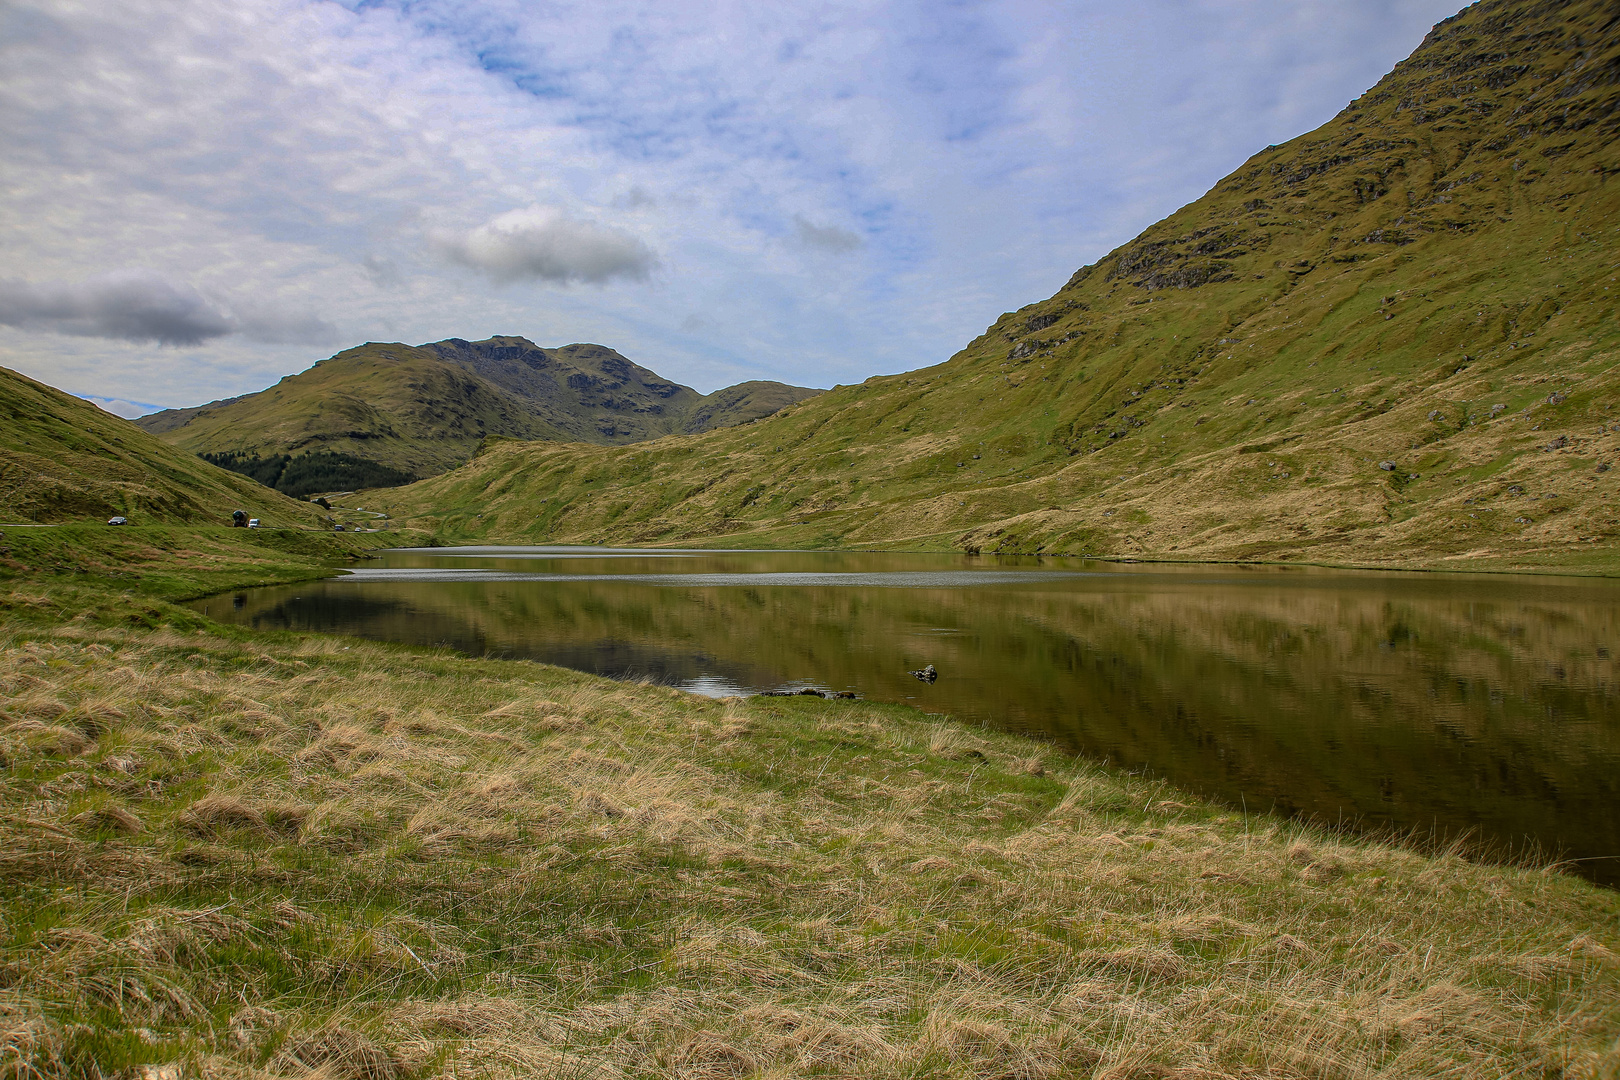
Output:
[0, 0, 1466, 416]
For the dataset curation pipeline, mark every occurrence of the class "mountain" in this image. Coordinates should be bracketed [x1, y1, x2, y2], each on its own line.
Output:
[376, 0, 1620, 573]
[133, 336, 822, 485]
[0, 366, 325, 526]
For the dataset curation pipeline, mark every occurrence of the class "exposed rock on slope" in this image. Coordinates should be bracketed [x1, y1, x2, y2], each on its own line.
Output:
[135, 336, 821, 481]
[0, 366, 325, 526]
[375, 0, 1620, 572]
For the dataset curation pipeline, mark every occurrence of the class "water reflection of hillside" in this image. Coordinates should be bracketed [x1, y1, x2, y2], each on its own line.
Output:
[197, 560, 1620, 884]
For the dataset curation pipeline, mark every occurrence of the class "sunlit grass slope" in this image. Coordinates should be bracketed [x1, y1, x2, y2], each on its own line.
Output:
[3, 574, 1617, 1078]
[374, 0, 1620, 572]
[0, 367, 325, 528]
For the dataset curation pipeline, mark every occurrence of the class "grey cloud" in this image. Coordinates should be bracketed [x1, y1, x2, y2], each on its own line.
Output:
[613, 186, 657, 209]
[438, 207, 656, 285]
[0, 271, 232, 345]
[0, 270, 336, 346]
[794, 216, 863, 253]
[361, 254, 402, 288]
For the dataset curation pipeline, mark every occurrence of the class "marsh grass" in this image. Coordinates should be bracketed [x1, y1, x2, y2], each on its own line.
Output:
[1, 580, 1617, 1079]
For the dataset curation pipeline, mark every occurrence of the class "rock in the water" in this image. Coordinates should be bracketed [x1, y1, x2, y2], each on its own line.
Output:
[1378, 460, 1397, 472]
[908, 664, 938, 683]
[797, 687, 825, 697]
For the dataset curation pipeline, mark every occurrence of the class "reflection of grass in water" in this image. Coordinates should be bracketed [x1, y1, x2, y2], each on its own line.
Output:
[6, 579, 1620, 1078]
[213, 568, 1620, 879]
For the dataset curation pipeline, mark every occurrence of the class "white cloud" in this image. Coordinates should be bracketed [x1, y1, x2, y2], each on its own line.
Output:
[436, 207, 656, 285]
[0, 270, 336, 346]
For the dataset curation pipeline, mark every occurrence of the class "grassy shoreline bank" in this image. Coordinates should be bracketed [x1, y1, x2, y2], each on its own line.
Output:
[2, 529, 1617, 1079]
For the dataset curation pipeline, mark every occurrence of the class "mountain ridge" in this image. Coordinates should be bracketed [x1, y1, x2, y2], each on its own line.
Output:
[134, 336, 822, 483]
[368, 0, 1620, 574]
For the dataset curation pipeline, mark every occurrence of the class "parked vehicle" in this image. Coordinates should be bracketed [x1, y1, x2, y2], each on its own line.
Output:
[106, 516, 127, 526]
[248, 518, 261, 528]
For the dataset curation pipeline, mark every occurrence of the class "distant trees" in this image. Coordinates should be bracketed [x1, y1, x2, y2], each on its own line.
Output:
[200, 451, 417, 497]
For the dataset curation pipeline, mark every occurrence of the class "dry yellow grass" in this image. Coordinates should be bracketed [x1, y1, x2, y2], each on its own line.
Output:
[1, 592, 1617, 1079]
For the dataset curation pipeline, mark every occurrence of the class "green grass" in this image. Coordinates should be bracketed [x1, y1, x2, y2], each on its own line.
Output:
[370, 0, 1620, 575]
[2, 560, 1617, 1079]
[0, 367, 329, 530]
[0, 524, 392, 608]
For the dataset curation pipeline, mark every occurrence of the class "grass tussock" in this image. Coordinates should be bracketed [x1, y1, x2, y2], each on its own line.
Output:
[0, 590, 1617, 1079]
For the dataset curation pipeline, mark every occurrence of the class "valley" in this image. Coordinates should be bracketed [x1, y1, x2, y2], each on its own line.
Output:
[1, 2, 1618, 1075]
[363, 0, 1620, 575]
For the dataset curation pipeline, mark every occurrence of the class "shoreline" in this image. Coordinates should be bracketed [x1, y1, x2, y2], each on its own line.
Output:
[399, 523, 1620, 581]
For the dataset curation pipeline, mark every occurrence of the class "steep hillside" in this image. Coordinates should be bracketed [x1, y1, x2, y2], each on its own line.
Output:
[374, 0, 1620, 573]
[135, 336, 821, 482]
[0, 366, 325, 526]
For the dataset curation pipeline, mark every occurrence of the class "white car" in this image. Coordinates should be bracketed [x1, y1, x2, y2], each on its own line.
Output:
[248, 518, 261, 528]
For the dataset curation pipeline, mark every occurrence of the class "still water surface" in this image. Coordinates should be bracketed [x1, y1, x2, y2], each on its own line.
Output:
[194, 546, 1620, 885]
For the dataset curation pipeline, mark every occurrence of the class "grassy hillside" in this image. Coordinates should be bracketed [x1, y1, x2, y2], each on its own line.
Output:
[0, 366, 327, 528]
[372, 0, 1620, 573]
[134, 337, 821, 484]
[2, 539, 1616, 1078]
